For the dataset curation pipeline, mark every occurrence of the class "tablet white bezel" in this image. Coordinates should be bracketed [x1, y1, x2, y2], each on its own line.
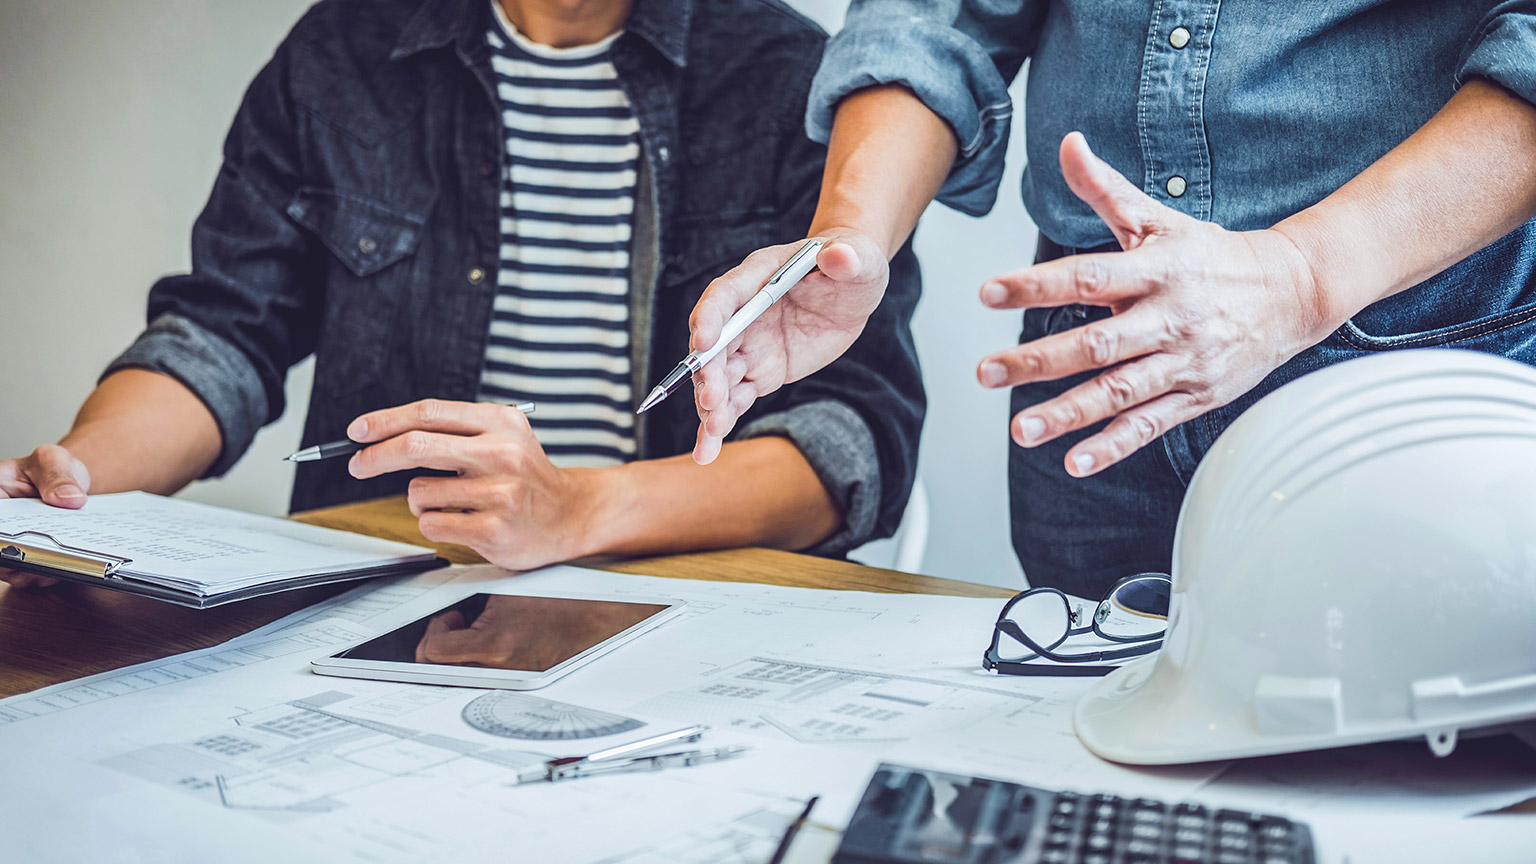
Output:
[309, 592, 687, 690]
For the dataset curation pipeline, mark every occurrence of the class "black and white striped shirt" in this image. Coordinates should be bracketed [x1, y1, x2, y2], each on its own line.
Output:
[480, 6, 638, 466]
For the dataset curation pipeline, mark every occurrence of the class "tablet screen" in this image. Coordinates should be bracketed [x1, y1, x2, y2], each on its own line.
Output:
[335, 593, 672, 672]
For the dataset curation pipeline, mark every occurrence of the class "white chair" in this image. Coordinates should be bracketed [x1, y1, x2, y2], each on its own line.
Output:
[848, 477, 930, 573]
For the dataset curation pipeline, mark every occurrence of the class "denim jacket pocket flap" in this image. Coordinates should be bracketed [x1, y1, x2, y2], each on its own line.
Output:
[287, 187, 427, 278]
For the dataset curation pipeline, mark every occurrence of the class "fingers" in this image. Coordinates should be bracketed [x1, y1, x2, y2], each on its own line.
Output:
[418, 508, 498, 549]
[977, 307, 1174, 389]
[815, 232, 885, 286]
[350, 430, 479, 480]
[18, 445, 90, 508]
[1058, 131, 1169, 251]
[348, 399, 527, 444]
[1009, 354, 1183, 447]
[408, 476, 492, 516]
[981, 251, 1154, 311]
[690, 243, 801, 354]
[1064, 391, 1204, 477]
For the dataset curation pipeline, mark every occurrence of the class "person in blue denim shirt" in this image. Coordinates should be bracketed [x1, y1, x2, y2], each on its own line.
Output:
[0, 0, 926, 588]
[689, 1, 1536, 597]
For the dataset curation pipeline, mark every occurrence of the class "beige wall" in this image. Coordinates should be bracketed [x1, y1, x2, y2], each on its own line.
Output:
[0, 0, 1031, 588]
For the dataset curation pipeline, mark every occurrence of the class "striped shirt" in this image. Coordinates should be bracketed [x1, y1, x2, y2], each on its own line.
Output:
[480, 6, 638, 467]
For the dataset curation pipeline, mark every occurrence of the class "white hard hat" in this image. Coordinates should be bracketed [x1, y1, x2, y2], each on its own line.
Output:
[1074, 349, 1536, 764]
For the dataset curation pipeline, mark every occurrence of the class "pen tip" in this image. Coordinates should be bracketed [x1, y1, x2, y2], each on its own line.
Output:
[636, 389, 664, 415]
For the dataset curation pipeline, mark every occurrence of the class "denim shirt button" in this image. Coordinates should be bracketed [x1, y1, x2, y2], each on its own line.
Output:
[467, 267, 486, 285]
[657, 145, 671, 163]
[357, 237, 378, 255]
[1169, 27, 1191, 49]
[1165, 175, 1188, 198]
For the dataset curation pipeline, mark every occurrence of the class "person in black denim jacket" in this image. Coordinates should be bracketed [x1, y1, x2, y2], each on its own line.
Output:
[0, 0, 925, 582]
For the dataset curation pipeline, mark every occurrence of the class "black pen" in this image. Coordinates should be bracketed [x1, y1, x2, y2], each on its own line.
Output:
[282, 401, 536, 463]
[766, 795, 819, 864]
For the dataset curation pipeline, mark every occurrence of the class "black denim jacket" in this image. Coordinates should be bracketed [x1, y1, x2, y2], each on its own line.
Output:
[108, 0, 925, 554]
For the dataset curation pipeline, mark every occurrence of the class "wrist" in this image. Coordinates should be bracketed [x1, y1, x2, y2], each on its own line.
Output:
[564, 466, 633, 559]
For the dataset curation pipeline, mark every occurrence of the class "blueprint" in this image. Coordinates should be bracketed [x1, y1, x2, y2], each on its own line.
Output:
[0, 564, 1228, 863]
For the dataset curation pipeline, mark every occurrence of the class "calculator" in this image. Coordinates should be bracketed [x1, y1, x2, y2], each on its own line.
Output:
[833, 763, 1315, 864]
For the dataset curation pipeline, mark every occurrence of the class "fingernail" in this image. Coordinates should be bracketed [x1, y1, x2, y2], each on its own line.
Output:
[347, 454, 362, 478]
[1073, 452, 1097, 475]
[347, 417, 367, 440]
[1019, 416, 1045, 444]
[979, 361, 1007, 388]
[980, 282, 1006, 306]
[54, 485, 85, 503]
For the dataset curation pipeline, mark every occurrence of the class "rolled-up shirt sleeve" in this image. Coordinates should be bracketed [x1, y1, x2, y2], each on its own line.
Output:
[1458, 2, 1536, 106]
[737, 401, 882, 556]
[806, 0, 1044, 217]
[104, 312, 269, 478]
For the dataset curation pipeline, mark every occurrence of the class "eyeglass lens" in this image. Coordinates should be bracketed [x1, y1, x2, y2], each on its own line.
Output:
[995, 591, 1072, 661]
[1093, 574, 1171, 640]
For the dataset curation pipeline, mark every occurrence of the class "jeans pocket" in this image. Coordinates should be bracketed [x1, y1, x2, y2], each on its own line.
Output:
[1336, 300, 1536, 354]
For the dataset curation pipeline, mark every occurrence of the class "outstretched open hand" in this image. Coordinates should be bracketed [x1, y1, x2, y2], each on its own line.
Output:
[977, 133, 1333, 476]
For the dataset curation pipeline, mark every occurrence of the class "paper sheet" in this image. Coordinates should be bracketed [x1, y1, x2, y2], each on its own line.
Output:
[0, 565, 1227, 862]
[0, 491, 435, 592]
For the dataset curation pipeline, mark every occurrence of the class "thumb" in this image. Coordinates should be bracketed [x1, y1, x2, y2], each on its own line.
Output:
[815, 232, 885, 285]
[25, 445, 90, 509]
[1059, 132, 1167, 251]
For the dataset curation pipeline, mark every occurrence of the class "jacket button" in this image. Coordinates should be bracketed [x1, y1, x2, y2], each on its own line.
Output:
[1169, 27, 1191, 49]
[1165, 175, 1187, 198]
[468, 267, 486, 284]
[657, 145, 670, 163]
[357, 237, 378, 254]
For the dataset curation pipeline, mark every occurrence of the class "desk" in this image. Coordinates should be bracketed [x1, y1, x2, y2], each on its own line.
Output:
[0, 495, 1009, 699]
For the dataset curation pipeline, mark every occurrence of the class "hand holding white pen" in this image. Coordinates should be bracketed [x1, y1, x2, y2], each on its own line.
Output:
[637, 238, 826, 415]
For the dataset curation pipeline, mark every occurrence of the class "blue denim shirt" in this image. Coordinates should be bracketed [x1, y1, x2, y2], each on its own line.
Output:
[811, 1, 1536, 237]
[811, 0, 1536, 475]
[104, 0, 927, 554]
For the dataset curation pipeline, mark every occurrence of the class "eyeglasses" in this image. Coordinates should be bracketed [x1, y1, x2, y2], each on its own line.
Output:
[982, 573, 1171, 677]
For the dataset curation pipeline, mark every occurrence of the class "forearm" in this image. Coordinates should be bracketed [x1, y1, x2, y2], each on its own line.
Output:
[1274, 78, 1536, 336]
[579, 437, 842, 557]
[58, 369, 222, 495]
[808, 84, 959, 258]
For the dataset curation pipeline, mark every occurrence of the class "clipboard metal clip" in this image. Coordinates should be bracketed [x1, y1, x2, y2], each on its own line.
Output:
[0, 531, 130, 579]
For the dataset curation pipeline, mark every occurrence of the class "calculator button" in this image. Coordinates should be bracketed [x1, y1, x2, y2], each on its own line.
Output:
[1054, 798, 1079, 816]
[1260, 821, 1293, 841]
[1083, 854, 1112, 864]
[1129, 823, 1162, 841]
[1049, 813, 1075, 831]
[1176, 813, 1207, 830]
[1041, 847, 1071, 864]
[1261, 857, 1294, 864]
[1125, 855, 1160, 864]
[1125, 838, 1161, 857]
[1217, 852, 1253, 864]
[1174, 827, 1208, 845]
[1046, 829, 1072, 846]
[1172, 845, 1206, 864]
[1131, 808, 1165, 824]
[1089, 818, 1114, 836]
[1218, 833, 1253, 851]
[1086, 833, 1112, 851]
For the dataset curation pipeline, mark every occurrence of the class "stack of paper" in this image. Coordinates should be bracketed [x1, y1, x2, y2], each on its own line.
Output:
[0, 492, 442, 607]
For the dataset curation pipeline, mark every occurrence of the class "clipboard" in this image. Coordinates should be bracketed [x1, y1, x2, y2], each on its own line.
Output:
[0, 493, 449, 609]
[0, 531, 131, 579]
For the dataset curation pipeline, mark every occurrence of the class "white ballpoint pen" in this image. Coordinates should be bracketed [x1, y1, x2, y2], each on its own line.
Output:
[636, 238, 824, 414]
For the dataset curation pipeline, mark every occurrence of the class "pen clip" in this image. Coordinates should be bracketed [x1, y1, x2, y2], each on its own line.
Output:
[0, 531, 129, 578]
[764, 239, 823, 288]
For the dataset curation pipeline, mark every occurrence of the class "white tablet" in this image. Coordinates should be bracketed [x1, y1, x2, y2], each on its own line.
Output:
[310, 592, 686, 690]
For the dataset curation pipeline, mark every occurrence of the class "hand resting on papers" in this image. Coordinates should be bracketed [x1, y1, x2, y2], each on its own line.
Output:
[0, 445, 91, 589]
